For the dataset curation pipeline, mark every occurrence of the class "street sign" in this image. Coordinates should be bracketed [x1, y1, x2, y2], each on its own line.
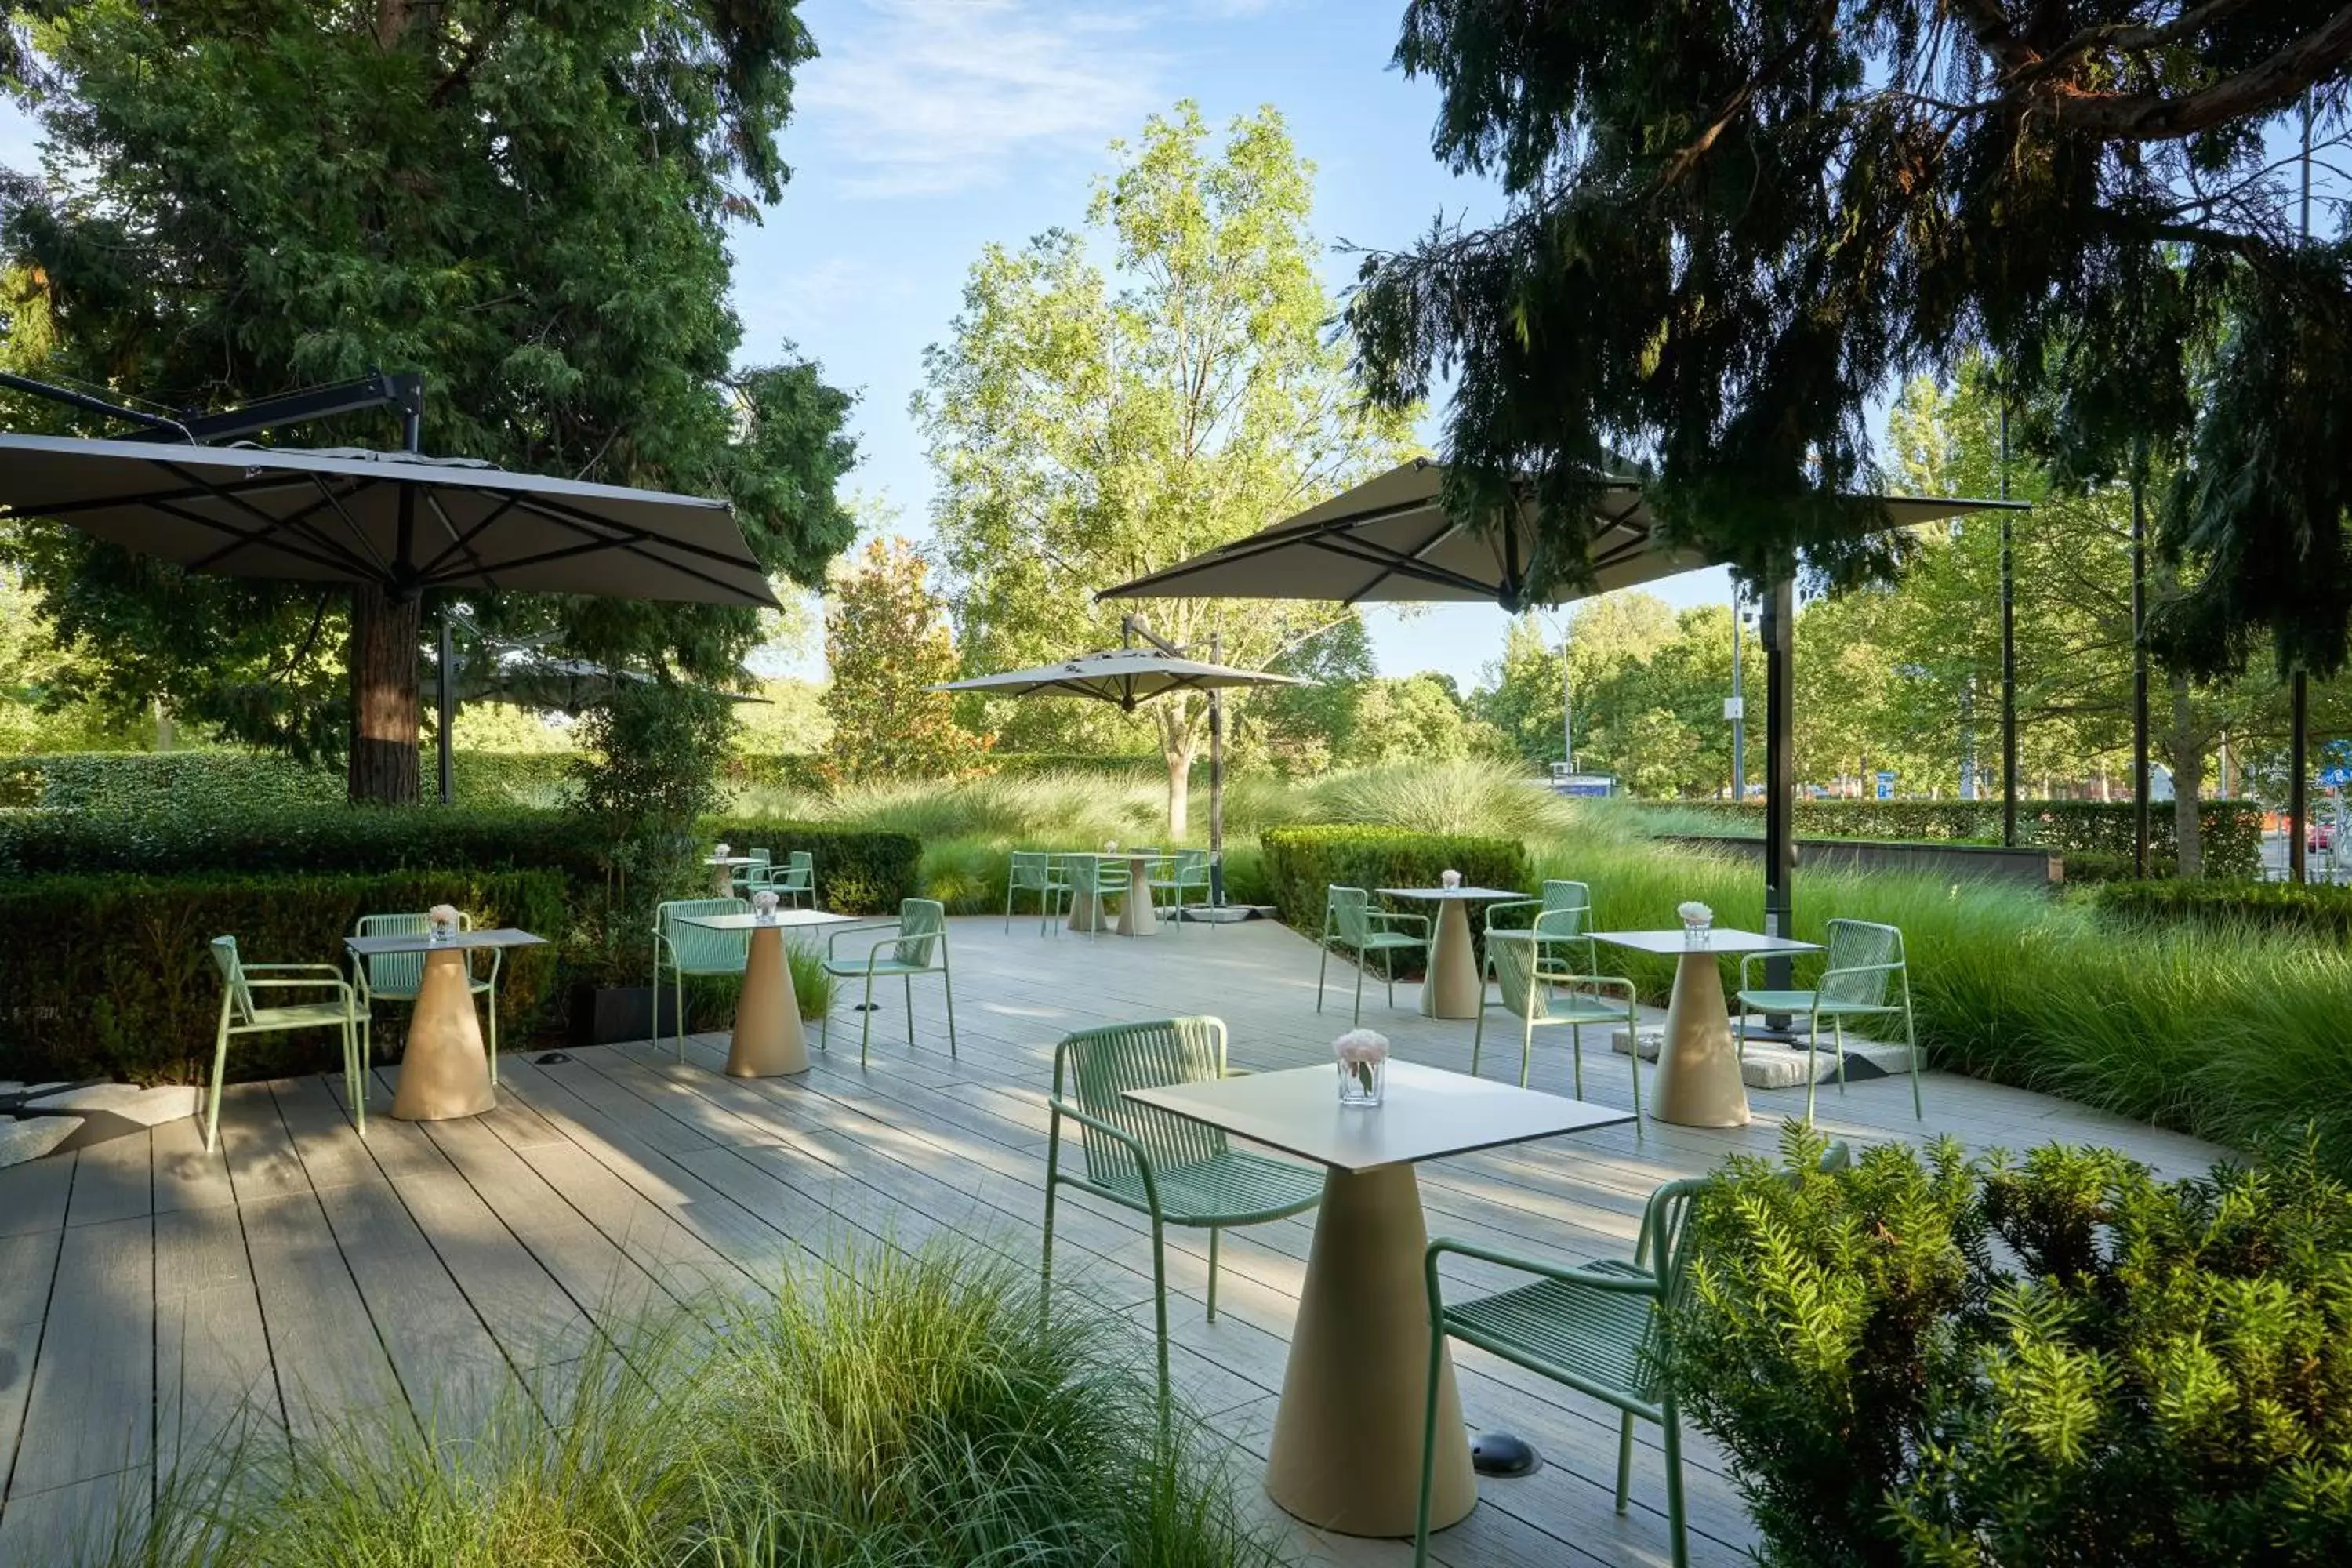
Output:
[2319, 766, 2352, 789]
[1722, 695, 1744, 720]
[1875, 769, 1896, 800]
[1551, 772, 1615, 797]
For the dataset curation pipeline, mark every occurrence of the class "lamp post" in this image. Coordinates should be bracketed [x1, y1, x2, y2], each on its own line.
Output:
[1730, 593, 1747, 801]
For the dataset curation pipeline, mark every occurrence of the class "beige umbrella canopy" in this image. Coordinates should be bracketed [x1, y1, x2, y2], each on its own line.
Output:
[0, 434, 779, 605]
[1097, 456, 2011, 612]
[932, 648, 1305, 710]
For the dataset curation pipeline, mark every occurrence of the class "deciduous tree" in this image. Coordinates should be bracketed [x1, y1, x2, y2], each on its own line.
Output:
[821, 538, 987, 784]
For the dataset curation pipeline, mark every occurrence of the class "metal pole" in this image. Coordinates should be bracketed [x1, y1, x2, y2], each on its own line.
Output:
[1762, 573, 1796, 991]
[1561, 620, 1574, 774]
[1209, 632, 1227, 909]
[1999, 394, 2017, 847]
[2291, 94, 2314, 884]
[436, 611, 456, 805]
[1730, 594, 1745, 803]
[2132, 454, 2151, 879]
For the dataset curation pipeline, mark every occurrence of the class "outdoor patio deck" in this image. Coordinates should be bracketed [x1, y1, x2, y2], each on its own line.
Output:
[0, 914, 2227, 1566]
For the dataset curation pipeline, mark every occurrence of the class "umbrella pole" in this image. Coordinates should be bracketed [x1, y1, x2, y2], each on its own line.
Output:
[1210, 633, 1226, 909]
[437, 608, 456, 806]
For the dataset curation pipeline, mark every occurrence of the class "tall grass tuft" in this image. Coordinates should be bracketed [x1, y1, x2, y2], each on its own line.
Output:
[93, 1242, 1283, 1568]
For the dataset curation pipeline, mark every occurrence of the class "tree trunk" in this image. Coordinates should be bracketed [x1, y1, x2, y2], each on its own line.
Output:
[348, 583, 421, 804]
[2168, 674, 2204, 879]
[1163, 743, 1194, 840]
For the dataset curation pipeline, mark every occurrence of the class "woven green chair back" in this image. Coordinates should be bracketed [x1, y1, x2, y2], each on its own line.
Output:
[354, 911, 470, 998]
[895, 898, 947, 967]
[1536, 880, 1592, 936]
[658, 898, 750, 971]
[209, 935, 256, 1024]
[1008, 851, 1054, 891]
[1070, 855, 1124, 898]
[1326, 885, 1374, 947]
[747, 848, 771, 869]
[1168, 848, 1210, 883]
[1821, 918, 1902, 1007]
[1487, 932, 1556, 1022]
[1055, 1017, 1229, 1187]
[786, 850, 813, 879]
[1634, 1176, 1711, 1399]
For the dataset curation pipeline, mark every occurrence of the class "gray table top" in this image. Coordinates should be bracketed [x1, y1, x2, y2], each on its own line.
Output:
[1125, 1061, 1631, 1174]
[1588, 927, 1821, 956]
[703, 855, 760, 866]
[1377, 886, 1523, 902]
[343, 927, 546, 956]
[679, 909, 858, 931]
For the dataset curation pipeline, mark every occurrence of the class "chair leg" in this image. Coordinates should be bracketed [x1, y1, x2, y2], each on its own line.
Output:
[858, 969, 877, 1068]
[1385, 946, 1396, 1010]
[1040, 1150, 1061, 1325]
[1316, 936, 1330, 1013]
[205, 1020, 231, 1154]
[1627, 1004, 1646, 1131]
[1206, 1226, 1221, 1323]
[1353, 951, 1366, 1028]
[1614, 1410, 1635, 1512]
[820, 982, 833, 1053]
[903, 974, 915, 1046]
[1413, 1305, 1448, 1567]
[347, 1019, 366, 1140]
[1904, 991, 1922, 1120]
[1522, 1012, 1537, 1091]
[674, 970, 688, 1063]
[1471, 985, 1487, 1078]
[1149, 1214, 1172, 1440]
[1662, 1403, 1690, 1568]
[1834, 1018, 1849, 1095]
[1805, 1013, 1822, 1121]
[1569, 1022, 1582, 1098]
[942, 969, 958, 1058]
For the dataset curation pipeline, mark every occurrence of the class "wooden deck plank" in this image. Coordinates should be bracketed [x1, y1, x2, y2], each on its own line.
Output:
[235, 1192, 405, 1443]
[0, 1155, 75, 1239]
[9, 1213, 152, 1497]
[154, 1200, 280, 1483]
[65, 1131, 152, 1229]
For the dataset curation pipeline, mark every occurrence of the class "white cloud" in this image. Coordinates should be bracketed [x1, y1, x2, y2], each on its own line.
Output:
[733, 254, 905, 350]
[796, 0, 1163, 198]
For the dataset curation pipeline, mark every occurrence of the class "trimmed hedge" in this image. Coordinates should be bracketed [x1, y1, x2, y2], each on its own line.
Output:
[1258, 826, 1531, 938]
[0, 805, 920, 914]
[1674, 798, 2263, 877]
[0, 749, 579, 811]
[2094, 878, 2352, 942]
[0, 870, 569, 1084]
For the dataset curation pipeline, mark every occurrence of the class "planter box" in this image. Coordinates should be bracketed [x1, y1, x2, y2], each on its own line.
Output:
[568, 984, 682, 1047]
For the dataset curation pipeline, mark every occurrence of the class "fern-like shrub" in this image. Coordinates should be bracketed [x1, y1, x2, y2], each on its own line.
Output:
[1667, 1125, 2352, 1566]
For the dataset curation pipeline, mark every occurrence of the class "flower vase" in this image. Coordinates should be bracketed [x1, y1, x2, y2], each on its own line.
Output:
[1338, 1056, 1386, 1107]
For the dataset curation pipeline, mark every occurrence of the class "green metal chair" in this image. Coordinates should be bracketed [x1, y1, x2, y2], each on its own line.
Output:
[820, 898, 956, 1066]
[1474, 930, 1642, 1120]
[1414, 1142, 1851, 1568]
[1041, 1016, 1323, 1407]
[729, 848, 771, 896]
[350, 911, 504, 1083]
[1735, 917, 1920, 1120]
[1149, 848, 1214, 930]
[652, 898, 750, 1061]
[1005, 850, 1068, 933]
[1054, 854, 1131, 938]
[1316, 884, 1429, 1025]
[206, 935, 362, 1152]
[1484, 878, 1592, 962]
[762, 850, 815, 909]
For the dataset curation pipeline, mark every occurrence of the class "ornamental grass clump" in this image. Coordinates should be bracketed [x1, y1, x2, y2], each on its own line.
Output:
[1666, 1123, 2352, 1567]
[99, 1241, 1281, 1568]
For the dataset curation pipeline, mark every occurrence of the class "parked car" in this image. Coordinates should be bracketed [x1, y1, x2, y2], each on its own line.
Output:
[2310, 820, 2335, 853]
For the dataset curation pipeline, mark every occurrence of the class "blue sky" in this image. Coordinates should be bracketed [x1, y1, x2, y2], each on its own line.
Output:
[732, 0, 1734, 684]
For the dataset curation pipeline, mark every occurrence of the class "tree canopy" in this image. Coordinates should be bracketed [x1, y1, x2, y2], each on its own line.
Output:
[821, 537, 987, 785]
[0, 0, 857, 798]
[917, 100, 1418, 834]
[1351, 2, 2352, 677]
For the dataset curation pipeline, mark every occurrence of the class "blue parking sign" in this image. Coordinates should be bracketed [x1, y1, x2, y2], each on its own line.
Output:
[1875, 770, 1896, 800]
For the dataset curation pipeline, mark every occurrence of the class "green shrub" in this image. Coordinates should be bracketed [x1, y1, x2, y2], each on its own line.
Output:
[1672, 798, 2264, 877]
[2060, 848, 2181, 883]
[1258, 825, 1530, 935]
[0, 749, 580, 812]
[704, 818, 922, 913]
[2094, 878, 2352, 941]
[103, 1240, 1283, 1568]
[0, 870, 568, 1084]
[1668, 1125, 2352, 1567]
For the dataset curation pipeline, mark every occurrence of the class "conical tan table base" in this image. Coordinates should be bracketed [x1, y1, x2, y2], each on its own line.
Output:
[1116, 855, 1159, 935]
[1417, 900, 1481, 1019]
[727, 924, 808, 1077]
[1650, 948, 1751, 1127]
[390, 949, 497, 1122]
[1265, 1163, 1476, 1537]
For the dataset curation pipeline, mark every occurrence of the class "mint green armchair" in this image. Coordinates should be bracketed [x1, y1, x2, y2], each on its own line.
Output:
[1736, 917, 1919, 1120]
[1483, 878, 1592, 963]
[1005, 850, 1067, 933]
[206, 935, 362, 1152]
[1316, 885, 1428, 1025]
[1474, 930, 1642, 1120]
[1149, 848, 1214, 930]
[820, 898, 956, 1066]
[1041, 1016, 1322, 1411]
[652, 898, 750, 1061]
[760, 850, 815, 909]
[729, 848, 771, 897]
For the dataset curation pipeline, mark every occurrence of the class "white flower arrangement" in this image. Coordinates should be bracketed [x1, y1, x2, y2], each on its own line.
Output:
[1439, 868, 1462, 889]
[1677, 901, 1714, 927]
[751, 889, 780, 920]
[428, 903, 460, 941]
[1334, 1028, 1389, 1102]
[1332, 1028, 1390, 1065]
[714, 842, 731, 858]
[1104, 840, 1120, 852]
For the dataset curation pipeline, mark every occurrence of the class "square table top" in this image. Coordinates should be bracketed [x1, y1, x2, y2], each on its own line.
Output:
[1124, 1060, 1632, 1174]
[1377, 885, 1523, 902]
[678, 909, 858, 931]
[343, 927, 547, 956]
[703, 855, 760, 867]
[1588, 926, 1821, 956]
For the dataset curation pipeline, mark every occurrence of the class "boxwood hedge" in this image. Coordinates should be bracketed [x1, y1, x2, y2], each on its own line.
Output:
[1258, 825, 1531, 938]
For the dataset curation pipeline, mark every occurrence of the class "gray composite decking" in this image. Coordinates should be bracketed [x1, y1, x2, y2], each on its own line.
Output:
[0, 914, 2227, 1566]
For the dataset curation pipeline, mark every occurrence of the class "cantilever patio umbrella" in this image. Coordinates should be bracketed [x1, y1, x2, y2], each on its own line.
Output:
[1100, 456, 2024, 949]
[934, 641, 1305, 911]
[0, 432, 779, 799]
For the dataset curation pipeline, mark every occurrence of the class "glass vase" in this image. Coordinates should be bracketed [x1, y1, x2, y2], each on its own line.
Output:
[1337, 1056, 1386, 1107]
[1682, 921, 1711, 949]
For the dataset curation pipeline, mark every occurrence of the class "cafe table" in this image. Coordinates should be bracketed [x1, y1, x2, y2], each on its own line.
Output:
[702, 853, 759, 897]
[1059, 850, 1162, 936]
[1126, 1060, 1630, 1537]
[343, 927, 546, 1121]
[677, 908, 858, 1076]
[1588, 927, 1821, 1127]
[1376, 885, 1522, 1018]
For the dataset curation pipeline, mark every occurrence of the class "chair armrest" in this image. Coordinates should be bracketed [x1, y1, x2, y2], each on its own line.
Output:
[1046, 1098, 1161, 1210]
[1541, 973, 1638, 1004]
[1482, 898, 1540, 929]
[1370, 911, 1430, 936]
[245, 977, 355, 1000]
[1425, 1236, 1663, 1299]
[1737, 950, 1812, 988]
[823, 920, 898, 959]
[248, 962, 347, 976]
